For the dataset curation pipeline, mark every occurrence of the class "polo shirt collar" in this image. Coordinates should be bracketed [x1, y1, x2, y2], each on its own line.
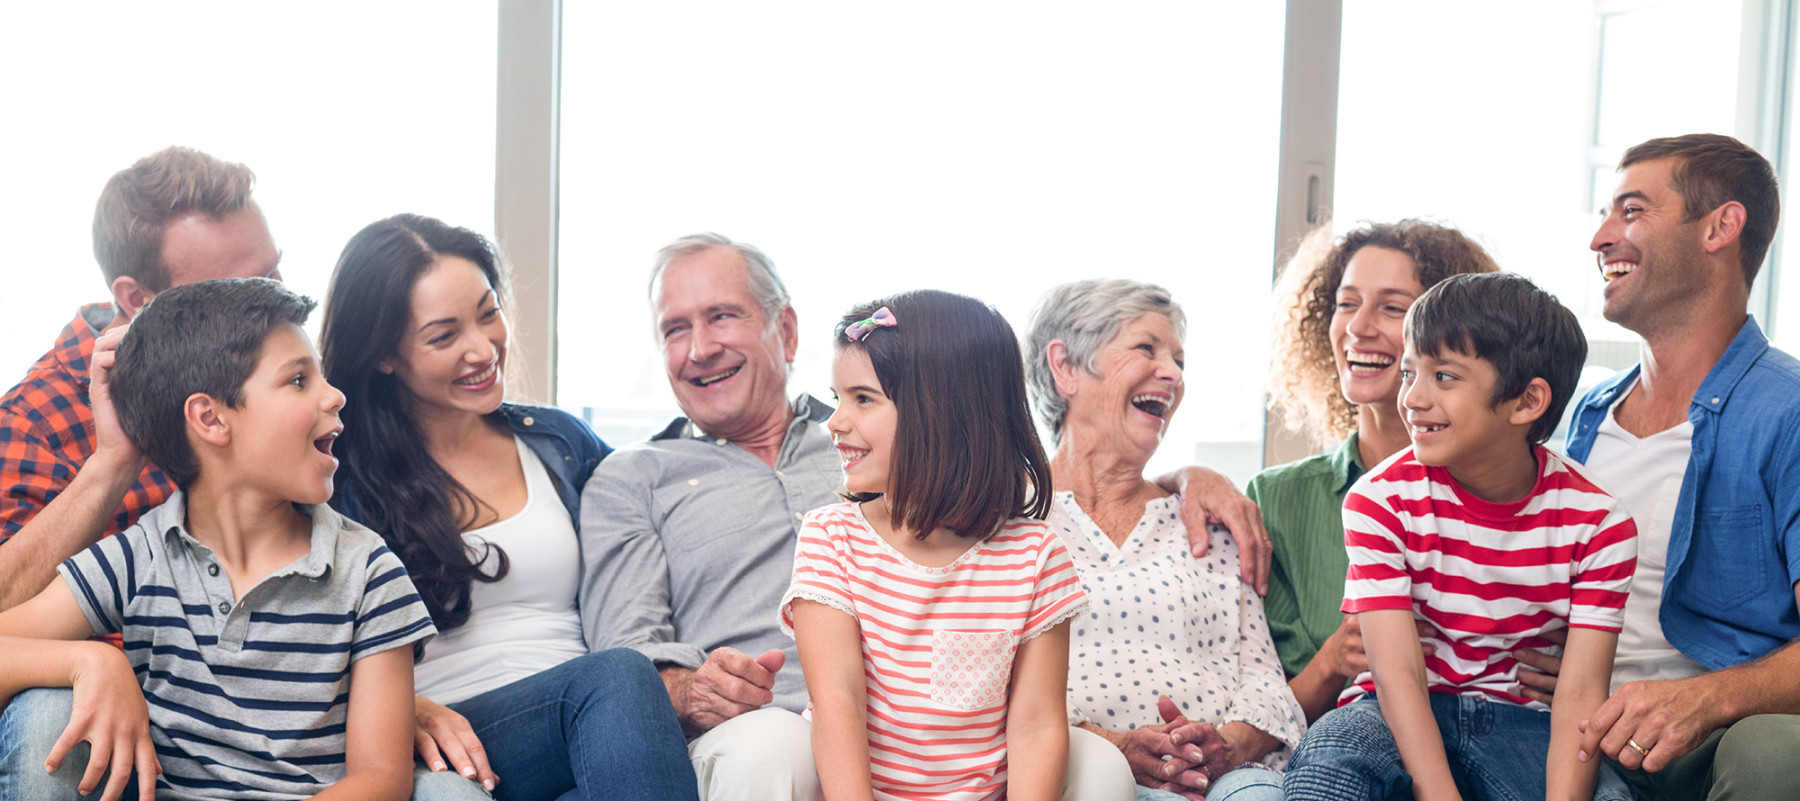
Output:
[151, 491, 340, 580]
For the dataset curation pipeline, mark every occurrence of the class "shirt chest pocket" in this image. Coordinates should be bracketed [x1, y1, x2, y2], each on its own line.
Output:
[1685, 504, 1768, 610]
[930, 629, 1016, 711]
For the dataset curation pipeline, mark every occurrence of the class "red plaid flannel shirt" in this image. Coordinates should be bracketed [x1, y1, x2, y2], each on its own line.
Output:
[0, 304, 176, 543]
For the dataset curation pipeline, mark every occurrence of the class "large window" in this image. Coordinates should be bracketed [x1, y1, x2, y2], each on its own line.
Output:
[559, 3, 1288, 483]
[0, 3, 497, 379]
[1334, 0, 1746, 377]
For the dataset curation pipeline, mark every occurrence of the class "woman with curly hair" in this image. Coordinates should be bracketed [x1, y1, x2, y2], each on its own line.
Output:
[1249, 220, 1499, 721]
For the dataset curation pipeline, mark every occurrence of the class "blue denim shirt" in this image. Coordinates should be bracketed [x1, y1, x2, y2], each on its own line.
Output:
[1565, 317, 1800, 670]
[496, 403, 611, 528]
[336, 403, 610, 533]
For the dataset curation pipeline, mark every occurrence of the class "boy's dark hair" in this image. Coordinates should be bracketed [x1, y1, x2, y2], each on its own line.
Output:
[834, 289, 1052, 539]
[111, 277, 316, 487]
[1403, 273, 1586, 445]
[1620, 133, 1780, 287]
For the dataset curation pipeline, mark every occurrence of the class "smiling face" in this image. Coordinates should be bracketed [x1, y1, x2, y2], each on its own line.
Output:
[1059, 311, 1185, 462]
[1330, 246, 1426, 409]
[826, 345, 897, 496]
[380, 255, 508, 420]
[1590, 157, 1709, 334]
[1397, 344, 1519, 475]
[217, 324, 346, 505]
[654, 246, 799, 440]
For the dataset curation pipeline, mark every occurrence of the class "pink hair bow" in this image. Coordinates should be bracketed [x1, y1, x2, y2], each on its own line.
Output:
[845, 306, 898, 341]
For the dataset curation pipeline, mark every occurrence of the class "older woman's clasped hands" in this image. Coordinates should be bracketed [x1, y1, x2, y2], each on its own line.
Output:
[1026, 280, 1306, 801]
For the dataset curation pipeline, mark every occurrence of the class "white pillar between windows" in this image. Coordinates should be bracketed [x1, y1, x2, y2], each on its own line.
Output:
[496, 0, 561, 405]
[1264, 0, 1344, 470]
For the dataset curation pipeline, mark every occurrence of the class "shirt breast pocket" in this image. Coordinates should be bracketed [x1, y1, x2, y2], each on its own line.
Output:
[930, 629, 1016, 711]
[1687, 504, 1767, 610]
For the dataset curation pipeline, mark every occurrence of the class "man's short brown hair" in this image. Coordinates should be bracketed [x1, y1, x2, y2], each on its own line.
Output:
[1620, 133, 1781, 287]
[92, 146, 256, 292]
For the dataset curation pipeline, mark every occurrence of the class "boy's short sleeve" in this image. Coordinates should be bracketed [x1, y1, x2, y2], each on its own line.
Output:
[1568, 500, 1638, 633]
[779, 507, 856, 635]
[350, 545, 436, 663]
[56, 524, 150, 636]
[1022, 527, 1087, 643]
[1340, 478, 1413, 614]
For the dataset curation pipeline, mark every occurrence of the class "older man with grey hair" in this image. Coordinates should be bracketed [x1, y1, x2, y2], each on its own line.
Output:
[580, 233, 1272, 801]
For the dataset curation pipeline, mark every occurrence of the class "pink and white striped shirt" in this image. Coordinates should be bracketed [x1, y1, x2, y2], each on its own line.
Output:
[1340, 446, 1637, 711]
[780, 502, 1087, 801]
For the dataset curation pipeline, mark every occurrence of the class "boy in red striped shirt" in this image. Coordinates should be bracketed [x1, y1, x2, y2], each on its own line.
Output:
[1284, 273, 1638, 801]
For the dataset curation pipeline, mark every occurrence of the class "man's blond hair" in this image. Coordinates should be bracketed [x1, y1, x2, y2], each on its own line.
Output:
[93, 146, 256, 291]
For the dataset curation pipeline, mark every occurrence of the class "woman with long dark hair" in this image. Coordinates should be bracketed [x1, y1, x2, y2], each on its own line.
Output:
[322, 213, 697, 801]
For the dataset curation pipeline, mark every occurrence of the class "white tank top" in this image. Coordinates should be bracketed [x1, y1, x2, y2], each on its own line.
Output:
[413, 436, 587, 704]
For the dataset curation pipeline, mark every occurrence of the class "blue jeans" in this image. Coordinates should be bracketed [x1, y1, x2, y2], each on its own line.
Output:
[1136, 763, 1283, 800]
[1283, 693, 1634, 801]
[444, 648, 698, 801]
[0, 689, 90, 800]
[1, 649, 695, 801]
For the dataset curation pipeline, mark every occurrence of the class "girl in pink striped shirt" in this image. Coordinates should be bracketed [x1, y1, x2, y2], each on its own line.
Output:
[780, 290, 1099, 801]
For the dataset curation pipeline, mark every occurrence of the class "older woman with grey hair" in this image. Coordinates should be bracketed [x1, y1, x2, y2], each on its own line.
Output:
[1027, 279, 1305, 801]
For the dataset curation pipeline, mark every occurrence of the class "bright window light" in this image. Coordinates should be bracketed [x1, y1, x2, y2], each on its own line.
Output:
[0, 2, 496, 379]
[559, 2, 1287, 483]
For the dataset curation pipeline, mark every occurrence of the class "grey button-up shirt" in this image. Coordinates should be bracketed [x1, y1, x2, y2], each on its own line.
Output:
[579, 394, 841, 714]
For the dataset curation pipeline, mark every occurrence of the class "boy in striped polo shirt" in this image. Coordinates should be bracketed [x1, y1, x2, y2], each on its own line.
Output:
[1284, 273, 1639, 801]
[0, 278, 434, 801]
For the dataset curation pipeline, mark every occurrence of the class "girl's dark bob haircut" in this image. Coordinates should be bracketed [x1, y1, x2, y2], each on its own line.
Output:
[834, 289, 1052, 539]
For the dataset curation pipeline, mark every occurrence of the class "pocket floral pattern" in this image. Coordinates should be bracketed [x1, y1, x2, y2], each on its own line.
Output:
[930, 629, 1016, 711]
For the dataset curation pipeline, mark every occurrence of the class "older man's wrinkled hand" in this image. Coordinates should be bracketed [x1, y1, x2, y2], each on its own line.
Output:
[685, 647, 785, 733]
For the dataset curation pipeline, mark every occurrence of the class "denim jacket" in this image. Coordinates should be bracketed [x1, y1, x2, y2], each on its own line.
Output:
[1565, 317, 1800, 669]
[336, 403, 610, 533]
[496, 403, 611, 528]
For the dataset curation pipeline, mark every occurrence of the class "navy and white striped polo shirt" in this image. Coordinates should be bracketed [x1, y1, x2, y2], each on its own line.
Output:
[58, 492, 436, 800]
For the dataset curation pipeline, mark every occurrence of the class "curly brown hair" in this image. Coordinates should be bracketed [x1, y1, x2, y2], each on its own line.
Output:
[1267, 219, 1500, 448]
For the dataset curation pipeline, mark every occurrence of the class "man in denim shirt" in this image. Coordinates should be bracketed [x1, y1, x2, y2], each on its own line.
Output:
[1564, 134, 1800, 801]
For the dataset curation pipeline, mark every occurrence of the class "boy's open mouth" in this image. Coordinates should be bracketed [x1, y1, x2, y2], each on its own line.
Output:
[313, 429, 341, 456]
[1130, 394, 1169, 418]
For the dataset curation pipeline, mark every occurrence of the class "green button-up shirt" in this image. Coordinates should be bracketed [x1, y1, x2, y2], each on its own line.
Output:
[1245, 434, 1365, 677]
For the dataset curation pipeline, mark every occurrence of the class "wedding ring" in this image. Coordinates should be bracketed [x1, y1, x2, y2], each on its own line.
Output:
[1626, 738, 1650, 757]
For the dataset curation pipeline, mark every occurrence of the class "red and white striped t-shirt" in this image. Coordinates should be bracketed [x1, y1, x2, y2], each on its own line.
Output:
[780, 502, 1087, 801]
[1340, 446, 1637, 711]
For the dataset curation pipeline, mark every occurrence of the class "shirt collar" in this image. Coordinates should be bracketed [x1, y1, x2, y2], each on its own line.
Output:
[666, 393, 833, 444]
[1578, 316, 1770, 417]
[1691, 315, 1770, 417]
[149, 491, 340, 580]
[53, 303, 117, 385]
[1330, 431, 1367, 494]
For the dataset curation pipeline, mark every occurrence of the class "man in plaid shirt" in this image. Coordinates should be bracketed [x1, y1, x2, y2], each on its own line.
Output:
[0, 146, 281, 611]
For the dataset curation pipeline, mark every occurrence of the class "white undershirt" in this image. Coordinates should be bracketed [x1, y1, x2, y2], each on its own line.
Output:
[413, 436, 587, 705]
[1583, 384, 1708, 692]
